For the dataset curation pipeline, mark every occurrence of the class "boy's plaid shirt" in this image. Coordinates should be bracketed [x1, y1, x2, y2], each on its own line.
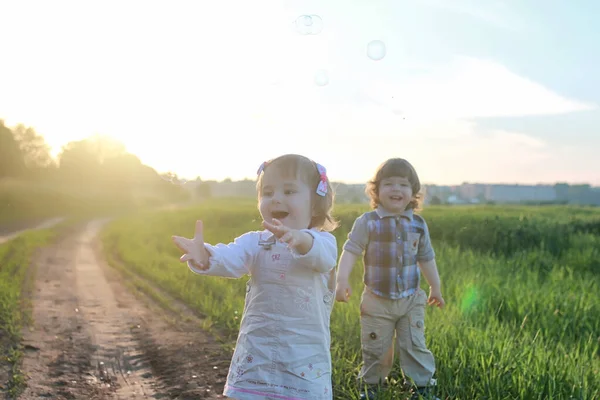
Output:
[343, 208, 435, 299]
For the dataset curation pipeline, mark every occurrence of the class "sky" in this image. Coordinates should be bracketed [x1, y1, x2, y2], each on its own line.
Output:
[1, 0, 599, 186]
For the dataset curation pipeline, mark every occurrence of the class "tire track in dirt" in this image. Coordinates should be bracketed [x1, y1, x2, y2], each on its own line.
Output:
[18, 220, 230, 399]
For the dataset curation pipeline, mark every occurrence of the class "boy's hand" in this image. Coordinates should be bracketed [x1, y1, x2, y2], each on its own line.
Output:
[262, 218, 311, 252]
[427, 288, 445, 308]
[335, 280, 352, 302]
[171, 220, 210, 270]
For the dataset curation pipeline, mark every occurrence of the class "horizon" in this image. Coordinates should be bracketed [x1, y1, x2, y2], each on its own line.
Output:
[177, 176, 598, 188]
[1, 0, 599, 186]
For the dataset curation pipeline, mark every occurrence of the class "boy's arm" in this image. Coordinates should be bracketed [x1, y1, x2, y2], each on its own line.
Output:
[336, 250, 358, 282]
[416, 218, 444, 307]
[419, 258, 444, 307]
[335, 250, 358, 302]
[419, 258, 441, 295]
[335, 214, 368, 302]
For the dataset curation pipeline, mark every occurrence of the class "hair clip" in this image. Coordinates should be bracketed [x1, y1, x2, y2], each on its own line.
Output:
[315, 163, 328, 197]
[257, 161, 269, 176]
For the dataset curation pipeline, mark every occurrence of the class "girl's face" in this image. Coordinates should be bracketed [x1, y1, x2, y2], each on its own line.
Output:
[378, 176, 413, 213]
[258, 168, 313, 231]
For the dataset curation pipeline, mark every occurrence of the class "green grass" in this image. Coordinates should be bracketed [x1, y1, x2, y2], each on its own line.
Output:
[101, 199, 600, 399]
[0, 228, 57, 397]
[0, 177, 191, 229]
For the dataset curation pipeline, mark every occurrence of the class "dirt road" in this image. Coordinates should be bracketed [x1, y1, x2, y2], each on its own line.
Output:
[0, 217, 64, 245]
[16, 220, 231, 399]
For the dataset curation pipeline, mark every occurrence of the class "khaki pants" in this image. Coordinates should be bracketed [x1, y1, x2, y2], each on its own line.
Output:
[358, 288, 435, 387]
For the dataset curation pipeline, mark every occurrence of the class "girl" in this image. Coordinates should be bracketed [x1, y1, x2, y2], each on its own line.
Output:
[335, 158, 444, 400]
[172, 154, 338, 400]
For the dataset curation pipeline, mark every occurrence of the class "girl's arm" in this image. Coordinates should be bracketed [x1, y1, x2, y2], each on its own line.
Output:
[187, 231, 257, 278]
[173, 221, 256, 279]
[290, 230, 338, 273]
[262, 219, 337, 273]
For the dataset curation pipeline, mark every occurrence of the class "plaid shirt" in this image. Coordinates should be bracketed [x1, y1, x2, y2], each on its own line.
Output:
[343, 208, 435, 299]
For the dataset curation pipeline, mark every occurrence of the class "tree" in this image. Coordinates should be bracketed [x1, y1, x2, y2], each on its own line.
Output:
[102, 153, 144, 191]
[0, 120, 26, 178]
[58, 139, 102, 182]
[11, 124, 54, 169]
[429, 195, 442, 205]
[57, 135, 128, 183]
[196, 181, 212, 198]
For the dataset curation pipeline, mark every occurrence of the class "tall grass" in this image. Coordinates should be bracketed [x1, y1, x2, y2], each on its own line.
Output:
[0, 229, 56, 397]
[101, 200, 600, 399]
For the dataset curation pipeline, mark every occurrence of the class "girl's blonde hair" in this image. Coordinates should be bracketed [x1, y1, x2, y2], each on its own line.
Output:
[366, 158, 423, 211]
[256, 154, 338, 232]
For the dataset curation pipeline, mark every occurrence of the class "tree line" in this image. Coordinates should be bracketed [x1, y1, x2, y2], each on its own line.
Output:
[0, 119, 187, 206]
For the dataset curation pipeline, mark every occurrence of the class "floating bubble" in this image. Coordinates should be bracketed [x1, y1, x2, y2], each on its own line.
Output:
[314, 69, 329, 86]
[294, 15, 323, 35]
[367, 40, 386, 61]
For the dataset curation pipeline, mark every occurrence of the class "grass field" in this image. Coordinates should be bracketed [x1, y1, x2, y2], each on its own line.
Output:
[0, 228, 58, 397]
[0, 177, 188, 231]
[100, 199, 600, 399]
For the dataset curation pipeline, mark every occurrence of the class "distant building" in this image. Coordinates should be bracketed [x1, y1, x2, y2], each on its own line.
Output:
[183, 179, 599, 206]
[485, 184, 556, 203]
[423, 183, 599, 205]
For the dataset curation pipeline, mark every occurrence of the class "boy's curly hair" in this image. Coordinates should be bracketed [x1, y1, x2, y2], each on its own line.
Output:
[365, 158, 423, 211]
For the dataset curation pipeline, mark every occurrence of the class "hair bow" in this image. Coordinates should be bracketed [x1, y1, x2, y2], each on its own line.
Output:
[256, 161, 269, 176]
[315, 163, 328, 197]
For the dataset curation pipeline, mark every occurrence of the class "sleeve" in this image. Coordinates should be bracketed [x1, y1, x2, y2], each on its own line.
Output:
[289, 230, 338, 273]
[342, 213, 369, 256]
[417, 219, 436, 262]
[187, 231, 257, 278]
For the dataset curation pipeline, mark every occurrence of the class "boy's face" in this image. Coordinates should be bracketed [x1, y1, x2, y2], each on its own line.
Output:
[258, 168, 313, 231]
[378, 176, 413, 213]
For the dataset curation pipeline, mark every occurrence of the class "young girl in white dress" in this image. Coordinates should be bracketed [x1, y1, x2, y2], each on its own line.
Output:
[172, 154, 338, 400]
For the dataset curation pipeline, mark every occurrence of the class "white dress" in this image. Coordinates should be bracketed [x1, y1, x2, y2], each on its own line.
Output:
[187, 228, 338, 400]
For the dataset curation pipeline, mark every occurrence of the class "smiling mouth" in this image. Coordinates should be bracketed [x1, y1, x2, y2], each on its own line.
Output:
[271, 211, 289, 220]
[390, 196, 403, 201]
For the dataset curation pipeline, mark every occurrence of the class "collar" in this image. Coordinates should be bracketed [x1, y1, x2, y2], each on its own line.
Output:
[375, 207, 413, 221]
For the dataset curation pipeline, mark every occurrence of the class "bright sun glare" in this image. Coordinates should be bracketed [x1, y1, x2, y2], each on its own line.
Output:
[0, 0, 597, 185]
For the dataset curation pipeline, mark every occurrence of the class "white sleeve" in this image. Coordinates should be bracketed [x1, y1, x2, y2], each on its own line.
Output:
[187, 231, 257, 279]
[290, 230, 338, 273]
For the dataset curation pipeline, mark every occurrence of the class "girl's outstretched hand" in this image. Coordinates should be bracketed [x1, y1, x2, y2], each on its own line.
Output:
[262, 218, 312, 254]
[171, 220, 210, 270]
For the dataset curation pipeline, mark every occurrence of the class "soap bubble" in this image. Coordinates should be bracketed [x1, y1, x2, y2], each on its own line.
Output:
[314, 70, 329, 86]
[367, 40, 386, 61]
[294, 15, 323, 35]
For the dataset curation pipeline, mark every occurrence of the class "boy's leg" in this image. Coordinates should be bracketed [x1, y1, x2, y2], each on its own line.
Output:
[395, 289, 435, 388]
[357, 289, 396, 386]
